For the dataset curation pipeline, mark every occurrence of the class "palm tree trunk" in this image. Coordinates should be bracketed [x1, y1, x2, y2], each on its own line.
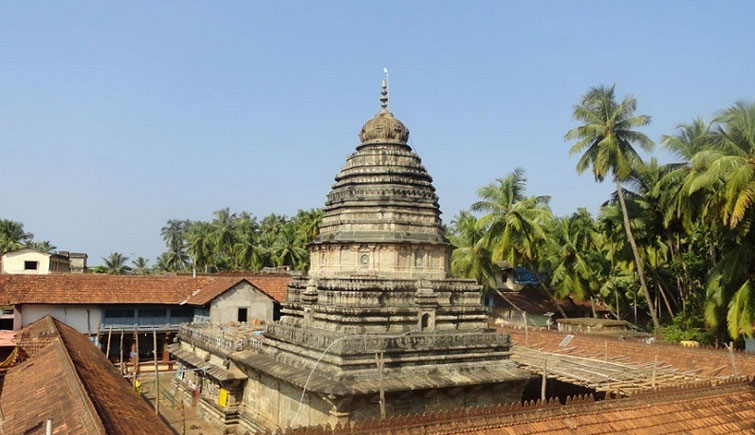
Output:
[615, 181, 661, 335]
[532, 269, 568, 318]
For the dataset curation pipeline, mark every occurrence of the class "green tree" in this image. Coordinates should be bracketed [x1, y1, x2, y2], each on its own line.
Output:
[103, 252, 130, 275]
[449, 211, 496, 291]
[471, 169, 565, 316]
[565, 84, 660, 334]
[547, 209, 601, 301]
[131, 257, 151, 275]
[0, 219, 33, 253]
[27, 241, 56, 253]
[212, 208, 238, 268]
[683, 102, 755, 338]
[160, 219, 190, 271]
[271, 222, 307, 270]
[187, 221, 214, 274]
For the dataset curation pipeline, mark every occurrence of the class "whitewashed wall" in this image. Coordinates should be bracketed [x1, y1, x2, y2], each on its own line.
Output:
[18, 304, 103, 334]
[209, 282, 275, 324]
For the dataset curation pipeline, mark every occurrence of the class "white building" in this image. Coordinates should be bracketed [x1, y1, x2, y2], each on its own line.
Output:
[0, 247, 71, 274]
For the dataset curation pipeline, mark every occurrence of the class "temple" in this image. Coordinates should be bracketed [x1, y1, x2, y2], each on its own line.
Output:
[172, 77, 530, 432]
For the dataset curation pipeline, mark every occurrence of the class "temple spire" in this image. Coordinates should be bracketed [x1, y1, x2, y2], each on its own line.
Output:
[380, 68, 389, 110]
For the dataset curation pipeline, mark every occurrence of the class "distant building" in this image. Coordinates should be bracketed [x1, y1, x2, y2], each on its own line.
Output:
[0, 247, 71, 274]
[0, 273, 291, 363]
[489, 262, 611, 327]
[57, 250, 88, 273]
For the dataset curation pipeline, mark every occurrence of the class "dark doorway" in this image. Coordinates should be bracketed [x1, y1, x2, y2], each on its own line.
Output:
[238, 308, 248, 323]
[420, 313, 430, 330]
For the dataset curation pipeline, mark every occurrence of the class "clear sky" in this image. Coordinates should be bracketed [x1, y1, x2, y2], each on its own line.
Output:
[1, 1, 753, 265]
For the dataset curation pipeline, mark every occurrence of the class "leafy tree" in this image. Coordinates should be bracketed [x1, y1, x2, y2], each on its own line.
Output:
[0, 219, 33, 253]
[212, 208, 238, 267]
[565, 84, 660, 334]
[103, 252, 130, 275]
[187, 221, 214, 274]
[160, 219, 190, 271]
[684, 102, 755, 338]
[271, 222, 307, 269]
[26, 240, 56, 253]
[131, 257, 151, 275]
[471, 169, 565, 316]
[449, 211, 496, 291]
[547, 209, 601, 301]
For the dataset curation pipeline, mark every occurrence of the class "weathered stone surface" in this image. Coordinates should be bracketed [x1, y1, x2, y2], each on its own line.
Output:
[176, 83, 531, 432]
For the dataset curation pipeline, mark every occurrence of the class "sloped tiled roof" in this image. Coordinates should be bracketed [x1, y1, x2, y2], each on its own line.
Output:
[500, 325, 755, 379]
[497, 287, 610, 316]
[244, 274, 290, 302]
[0, 316, 173, 435]
[0, 273, 291, 305]
[285, 378, 755, 434]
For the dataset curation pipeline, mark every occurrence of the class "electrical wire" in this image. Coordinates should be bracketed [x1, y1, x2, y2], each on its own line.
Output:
[288, 329, 416, 428]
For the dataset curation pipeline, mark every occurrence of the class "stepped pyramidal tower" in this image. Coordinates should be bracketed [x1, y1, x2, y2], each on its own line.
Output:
[238, 76, 530, 430]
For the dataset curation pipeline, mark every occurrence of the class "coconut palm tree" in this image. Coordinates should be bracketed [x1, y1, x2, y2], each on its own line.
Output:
[160, 219, 190, 271]
[27, 241, 56, 253]
[131, 257, 151, 275]
[187, 221, 214, 275]
[294, 209, 323, 242]
[565, 84, 660, 334]
[547, 209, 601, 301]
[449, 211, 496, 291]
[0, 219, 33, 253]
[103, 252, 130, 275]
[472, 169, 565, 316]
[272, 223, 307, 270]
[212, 208, 237, 268]
[683, 102, 755, 338]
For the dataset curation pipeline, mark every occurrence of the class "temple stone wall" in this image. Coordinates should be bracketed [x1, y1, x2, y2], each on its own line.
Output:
[309, 243, 450, 279]
[237, 368, 336, 432]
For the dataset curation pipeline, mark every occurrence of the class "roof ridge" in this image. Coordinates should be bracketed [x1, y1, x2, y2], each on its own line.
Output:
[46, 319, 107, 433]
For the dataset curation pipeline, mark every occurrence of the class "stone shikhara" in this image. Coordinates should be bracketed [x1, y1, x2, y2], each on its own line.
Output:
[173, 81, 531, 433]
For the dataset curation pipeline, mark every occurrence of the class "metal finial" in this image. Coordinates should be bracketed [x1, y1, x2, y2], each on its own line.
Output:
[380, 68, 389, 109]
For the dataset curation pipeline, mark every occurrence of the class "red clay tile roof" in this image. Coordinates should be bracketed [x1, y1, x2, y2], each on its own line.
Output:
[497, 288, 609, 316]
[285, 378, 755, 434]
[0, 316, 173, 435]
[243, 274, 290, 303]
[0, 273, 291, 305]
[500, 325, 755, 379]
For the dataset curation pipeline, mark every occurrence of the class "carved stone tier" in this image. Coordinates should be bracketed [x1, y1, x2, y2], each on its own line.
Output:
[308, 243, 451, 280]
[311, 117, 451, 278]
[280, 276, 486, 333]
[203, 89, 533, 431]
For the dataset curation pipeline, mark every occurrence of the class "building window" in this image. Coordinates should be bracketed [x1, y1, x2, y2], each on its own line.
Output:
[104, 309, 135, 320]
[139, 308, 167, 319]
[24, 261, 38, 270]
[238, 308, 248, 323]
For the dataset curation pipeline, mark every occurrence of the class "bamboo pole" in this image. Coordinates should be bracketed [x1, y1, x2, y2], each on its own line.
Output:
[133, 327, 139, 378]
[651, 354, 658, 388]
[728, 342, 739, 375]
[375, 352, 386, 419]
[541, 359, 548, 402]
[153, 330, 160, 415]
[523, 312, 529, 347]
[119, 331, 124, 374]
[604, 340, 608, 361]
[105, 325, 113, 362]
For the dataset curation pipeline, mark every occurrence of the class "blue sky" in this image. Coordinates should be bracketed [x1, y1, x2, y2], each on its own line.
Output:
[1, 1, 753, 265]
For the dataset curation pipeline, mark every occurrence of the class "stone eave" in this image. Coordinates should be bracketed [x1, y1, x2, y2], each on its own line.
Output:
[231, 349, 531, 396]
